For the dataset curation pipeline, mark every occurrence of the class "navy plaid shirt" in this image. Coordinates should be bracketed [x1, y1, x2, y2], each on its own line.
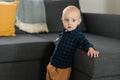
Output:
[50, 26, 94, 68]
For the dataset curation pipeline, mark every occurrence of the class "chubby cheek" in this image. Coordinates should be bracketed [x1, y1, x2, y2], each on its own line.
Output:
[72, 26, 77, 30]
[63, 23, 68, 28]
[63, 25, 68, 30]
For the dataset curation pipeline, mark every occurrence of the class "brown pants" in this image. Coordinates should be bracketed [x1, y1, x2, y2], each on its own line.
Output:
[46, 63, 71, 80]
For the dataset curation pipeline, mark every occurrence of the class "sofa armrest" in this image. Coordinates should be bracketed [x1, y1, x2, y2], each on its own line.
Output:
[71, 49, 95, 80]
[83, 13, 120, 39]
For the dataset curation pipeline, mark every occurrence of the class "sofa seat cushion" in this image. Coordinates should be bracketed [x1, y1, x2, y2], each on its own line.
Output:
[73, 33, 120, 80]
[0, 34, 54, 62]
[85, 33, 120, 54]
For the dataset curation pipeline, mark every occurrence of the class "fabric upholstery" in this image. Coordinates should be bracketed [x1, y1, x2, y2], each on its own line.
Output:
[84, 33, 120, 79]
[0, 60, 49, 80]
[83, 13, 120, 39]
[0, 34, 54, 62]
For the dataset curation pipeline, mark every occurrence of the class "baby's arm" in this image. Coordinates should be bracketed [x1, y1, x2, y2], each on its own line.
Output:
[78, 32, 99, 58]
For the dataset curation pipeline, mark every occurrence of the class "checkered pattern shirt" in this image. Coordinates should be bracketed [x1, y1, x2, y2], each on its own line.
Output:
[50, 26, 94, 68]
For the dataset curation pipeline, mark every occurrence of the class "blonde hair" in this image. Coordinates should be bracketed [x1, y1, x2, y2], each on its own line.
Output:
[62, 5, 81, 19]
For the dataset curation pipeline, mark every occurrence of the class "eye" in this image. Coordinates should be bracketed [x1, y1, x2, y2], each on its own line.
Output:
[72, 19, 76, 22]
[64, 19, 69, 22]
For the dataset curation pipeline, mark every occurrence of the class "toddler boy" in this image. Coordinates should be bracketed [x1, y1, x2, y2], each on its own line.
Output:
[46, 5, 99, 80]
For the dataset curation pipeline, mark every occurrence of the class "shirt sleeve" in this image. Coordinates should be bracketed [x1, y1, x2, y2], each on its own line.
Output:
[78, 32, 94, 52]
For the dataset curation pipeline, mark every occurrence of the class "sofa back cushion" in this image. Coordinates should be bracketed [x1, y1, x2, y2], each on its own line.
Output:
[44, 0, 86, 33]
[83, 13, 120, 39]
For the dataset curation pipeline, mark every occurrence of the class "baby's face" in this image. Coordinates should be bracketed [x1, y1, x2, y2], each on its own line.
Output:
[62, 10, 81, 31]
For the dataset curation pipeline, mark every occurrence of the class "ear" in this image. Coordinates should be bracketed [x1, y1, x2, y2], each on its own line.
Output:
[78, 18, 82, 25]
[61, 17, 63, 21]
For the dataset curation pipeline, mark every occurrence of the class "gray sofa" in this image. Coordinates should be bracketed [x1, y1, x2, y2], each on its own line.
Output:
[0, 0, 120, 80]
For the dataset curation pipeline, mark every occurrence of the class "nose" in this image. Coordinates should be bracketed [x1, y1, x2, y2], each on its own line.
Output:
[68, 20, 72, 25]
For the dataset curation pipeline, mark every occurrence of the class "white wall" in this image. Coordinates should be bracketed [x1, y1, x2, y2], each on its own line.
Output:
[79, 0, 120, 14]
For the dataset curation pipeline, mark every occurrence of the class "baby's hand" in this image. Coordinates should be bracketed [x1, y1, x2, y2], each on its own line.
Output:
[54, 38, 59, 42]
[87, 48, 99, 58]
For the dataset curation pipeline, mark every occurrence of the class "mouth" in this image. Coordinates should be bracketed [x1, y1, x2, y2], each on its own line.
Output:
[68, 26, 72, 28]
